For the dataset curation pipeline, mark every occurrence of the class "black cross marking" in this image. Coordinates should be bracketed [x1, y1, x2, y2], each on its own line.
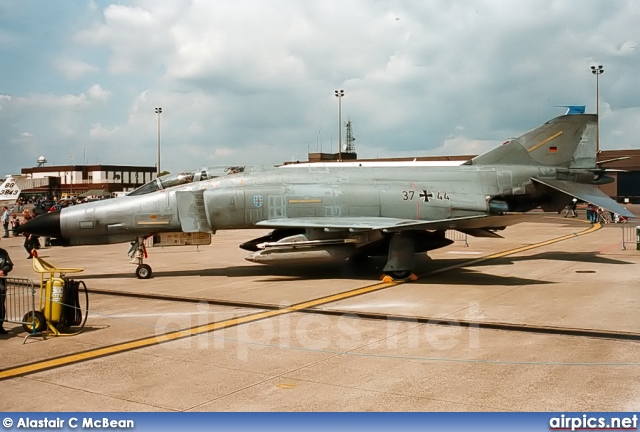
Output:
[419, 190, 433, 202]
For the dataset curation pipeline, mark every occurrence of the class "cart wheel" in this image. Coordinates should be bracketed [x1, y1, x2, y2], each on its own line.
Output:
[22, 311, 47, 333]
[136, 264, 152, 279]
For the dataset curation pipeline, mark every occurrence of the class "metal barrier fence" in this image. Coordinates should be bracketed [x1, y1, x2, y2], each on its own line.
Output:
[445, 230, 469, 247]
[621, 225, 639, 250]
[1, 276, 37, 327]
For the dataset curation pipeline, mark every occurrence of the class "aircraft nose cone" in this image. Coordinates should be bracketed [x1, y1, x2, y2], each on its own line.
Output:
[17, 211, 62, 238]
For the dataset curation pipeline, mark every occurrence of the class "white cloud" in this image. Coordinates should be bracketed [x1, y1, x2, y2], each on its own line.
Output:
[432, 137, 499, 157]
[87, 84, 111, 103]
[75, 4, 174, 74]
[4, 85, 110, 110]
[2, 0, 640, 176]
[89, 123, 120, 140]
[55, 58, 100, 80]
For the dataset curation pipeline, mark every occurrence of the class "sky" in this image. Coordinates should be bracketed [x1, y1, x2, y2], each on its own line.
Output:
[1, 0, 639, 176]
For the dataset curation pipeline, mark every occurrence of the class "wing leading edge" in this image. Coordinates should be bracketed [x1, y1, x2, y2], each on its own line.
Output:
[255, 213, 533, 233]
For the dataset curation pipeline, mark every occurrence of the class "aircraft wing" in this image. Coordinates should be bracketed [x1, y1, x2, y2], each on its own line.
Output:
[256, 216, 432, 230]
[255, 213, 533, 232]
[532, 178, 635, 218]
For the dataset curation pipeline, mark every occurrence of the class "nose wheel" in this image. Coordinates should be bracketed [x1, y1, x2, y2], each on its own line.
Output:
[129, 237, 153, 279]
[136, 264, 152, 279]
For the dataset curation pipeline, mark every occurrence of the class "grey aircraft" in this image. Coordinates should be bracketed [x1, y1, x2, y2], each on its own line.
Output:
[19, 113, 634, 279]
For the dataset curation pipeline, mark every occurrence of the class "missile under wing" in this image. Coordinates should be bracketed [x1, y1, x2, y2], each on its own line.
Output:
[19, 113, 634, 280]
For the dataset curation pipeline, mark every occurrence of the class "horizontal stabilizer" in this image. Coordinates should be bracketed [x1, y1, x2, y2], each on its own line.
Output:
[598, 156, 631, 166]
[532, 178, 635, 218]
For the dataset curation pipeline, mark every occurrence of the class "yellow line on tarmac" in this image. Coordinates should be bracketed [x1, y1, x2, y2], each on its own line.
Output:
[0, 281, 399, 381]
[0, 222, 600, 381]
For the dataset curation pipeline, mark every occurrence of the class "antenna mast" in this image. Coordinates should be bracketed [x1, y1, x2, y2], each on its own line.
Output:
[345, 119, 356, 153]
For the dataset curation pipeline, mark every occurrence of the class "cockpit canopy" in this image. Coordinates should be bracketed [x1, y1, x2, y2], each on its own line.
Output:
[127, 166, 246, 196]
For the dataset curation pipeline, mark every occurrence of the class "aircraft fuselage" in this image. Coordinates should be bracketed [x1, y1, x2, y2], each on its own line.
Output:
[55, 164, 549, 246]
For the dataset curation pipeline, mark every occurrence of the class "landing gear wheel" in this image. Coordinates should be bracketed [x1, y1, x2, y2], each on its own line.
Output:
[136, 264, 152, 279]
[388, 270, 412, 280]
[22, 311, 47, 333]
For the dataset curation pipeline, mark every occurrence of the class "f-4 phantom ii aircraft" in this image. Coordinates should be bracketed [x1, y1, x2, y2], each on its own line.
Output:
[19, 113, 634, 279]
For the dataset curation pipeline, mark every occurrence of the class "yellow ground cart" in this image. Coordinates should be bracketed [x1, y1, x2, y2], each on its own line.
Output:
[23, 256, 89, 337]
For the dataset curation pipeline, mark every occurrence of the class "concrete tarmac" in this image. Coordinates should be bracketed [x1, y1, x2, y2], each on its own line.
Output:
[0, 214, 639, 411]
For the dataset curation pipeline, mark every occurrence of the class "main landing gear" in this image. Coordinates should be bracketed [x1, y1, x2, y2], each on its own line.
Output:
[129, 237, 152, 279]
[381, 233, 419, 282]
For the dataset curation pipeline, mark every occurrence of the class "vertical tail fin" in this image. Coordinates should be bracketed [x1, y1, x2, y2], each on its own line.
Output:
[471, 114, 597, 168]
[0, 175, 23, 205]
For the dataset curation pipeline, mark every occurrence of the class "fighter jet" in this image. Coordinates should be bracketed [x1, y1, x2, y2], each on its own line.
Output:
[19, 113, 634, 279]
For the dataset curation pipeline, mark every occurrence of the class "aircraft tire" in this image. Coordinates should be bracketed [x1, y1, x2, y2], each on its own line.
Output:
[387, 270, 412, 280]
[22, 311, 47, 333]
[136, 264, 152, 279]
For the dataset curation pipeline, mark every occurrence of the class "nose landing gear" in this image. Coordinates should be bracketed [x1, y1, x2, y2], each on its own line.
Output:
[129, 237, 152, 279]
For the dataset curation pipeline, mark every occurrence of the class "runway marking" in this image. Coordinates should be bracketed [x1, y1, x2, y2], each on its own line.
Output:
[0, 281, 399, 380]
[0, 223, 601, 381]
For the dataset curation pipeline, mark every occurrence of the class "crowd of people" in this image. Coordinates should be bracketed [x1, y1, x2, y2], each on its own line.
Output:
[563, 200, 628, 224]
[1, 198, 52, 259]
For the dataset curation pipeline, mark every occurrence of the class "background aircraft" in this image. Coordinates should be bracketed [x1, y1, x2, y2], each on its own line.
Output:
[20, 113, 634, 279]
[0, 175, 25, 207]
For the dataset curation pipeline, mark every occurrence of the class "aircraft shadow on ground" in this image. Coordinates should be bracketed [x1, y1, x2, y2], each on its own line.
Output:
[414, 251, 633, 286]
[463, 250, 631, 268]
[79, 261, 385, 282]
[77, 250, 632, 286]
[416, 267, 549, 286]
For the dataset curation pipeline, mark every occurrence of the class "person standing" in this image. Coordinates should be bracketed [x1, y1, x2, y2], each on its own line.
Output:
[586, 203, 595, 223]
[563, 200, 577, 218]
[22, 209, 39, 259]
[1, 206, 9, 238]
[43, 204, 59, 248]
[10, 214, 20, 236]
[0, 246, 13, 334]
[569, 199, 578, 217]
